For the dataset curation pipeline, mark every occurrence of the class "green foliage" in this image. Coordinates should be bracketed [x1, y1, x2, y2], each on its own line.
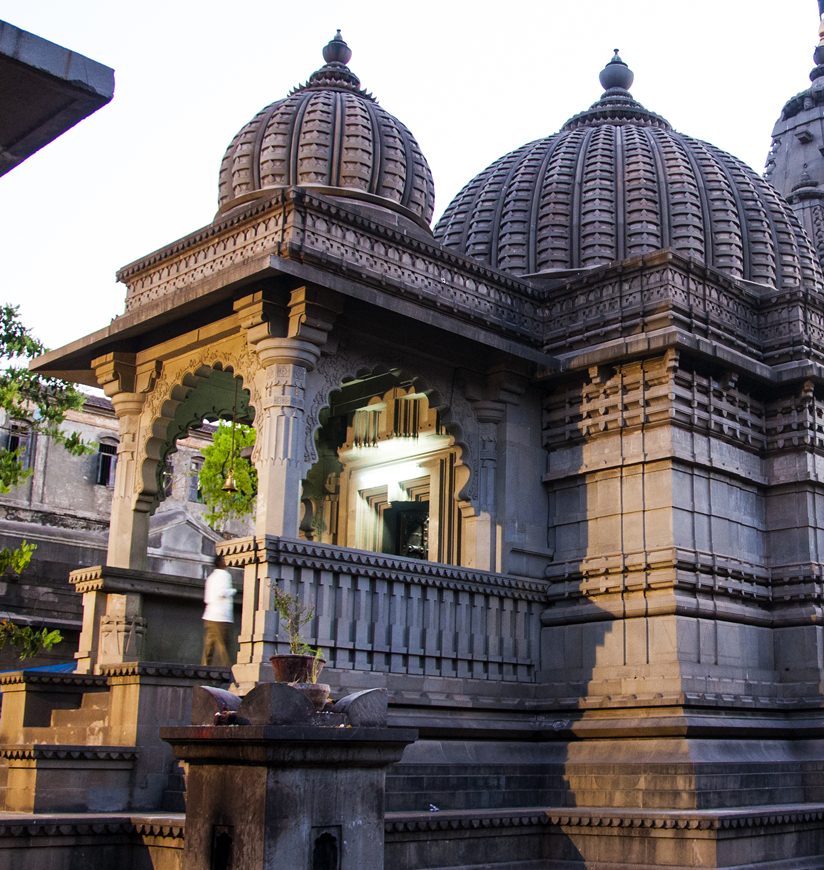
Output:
[273, 589, 324, 678]
[0, 539, 62, 658]
[0, 622, 62, 659]
[0, 305, 86, 657]
[198, 422, 257, 525]
[0, 539, 36, 575]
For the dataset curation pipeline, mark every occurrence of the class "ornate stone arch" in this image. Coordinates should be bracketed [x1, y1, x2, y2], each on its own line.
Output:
[134, 344, 260, 513]
[305, 343, 480, 512]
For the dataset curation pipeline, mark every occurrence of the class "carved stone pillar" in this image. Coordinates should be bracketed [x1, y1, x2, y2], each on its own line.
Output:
[251, 338, 321, 538]
[471, 401, 505, 572]
[232, 287, 341, 689]
[93, 354, 155, 571]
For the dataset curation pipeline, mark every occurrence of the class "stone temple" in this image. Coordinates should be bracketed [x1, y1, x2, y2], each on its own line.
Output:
[5, 13, 824, 869]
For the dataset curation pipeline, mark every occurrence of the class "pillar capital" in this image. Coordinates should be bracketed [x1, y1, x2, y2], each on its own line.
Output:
[254, 337, 321, 371]
[472, 399, 506, 425]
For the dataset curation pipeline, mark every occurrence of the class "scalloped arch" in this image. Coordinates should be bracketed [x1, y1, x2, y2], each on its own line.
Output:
[306, 354, 477, 510]
[134, 349, 260, 514]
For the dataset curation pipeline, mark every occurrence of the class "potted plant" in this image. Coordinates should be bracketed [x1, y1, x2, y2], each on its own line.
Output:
[270, 590, 330, 708]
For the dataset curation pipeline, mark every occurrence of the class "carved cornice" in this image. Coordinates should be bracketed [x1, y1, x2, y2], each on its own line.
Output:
[117, 189, 544, 349]
[385, 805, 824, 833]
[286, 191, 543, 342]
[542, 252, 824, 372]
[117, 193, 283, 283]
[0, 671, 106, 688]
[0, 745, 138, 762]
[0, 816, 183, 839]
[131, 819, 185, 838]
[99, 662, 232, 680]
[69, 564, 204, 600]
[219, 536, 549, 601]
[543, 548, 824, 624]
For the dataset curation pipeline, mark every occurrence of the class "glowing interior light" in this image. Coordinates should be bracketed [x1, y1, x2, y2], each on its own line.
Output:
[358, 461, 423, 494]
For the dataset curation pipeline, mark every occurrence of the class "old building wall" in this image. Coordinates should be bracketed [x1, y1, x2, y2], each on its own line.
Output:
[0, 395, 242, 668]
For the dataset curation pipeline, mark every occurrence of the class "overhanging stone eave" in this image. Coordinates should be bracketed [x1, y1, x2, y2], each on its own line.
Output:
[111, 188, 548, 361]
[0, 21, 115, 175]
[539, 326, 777, 383]
[268, 254, 555, 368]
[541, 323, 824, 387]
[31, 252, 280, 384]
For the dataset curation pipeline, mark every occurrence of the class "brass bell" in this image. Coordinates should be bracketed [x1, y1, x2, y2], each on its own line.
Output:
[222, 469, 238, 493]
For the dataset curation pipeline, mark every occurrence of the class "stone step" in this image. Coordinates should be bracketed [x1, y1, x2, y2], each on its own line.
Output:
[159, 761, 186, 812]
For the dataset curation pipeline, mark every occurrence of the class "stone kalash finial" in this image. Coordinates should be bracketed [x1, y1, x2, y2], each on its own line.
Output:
[599, 48, 635, 92]
[560, 49, 669, 131]
[298, 30, 372, 97]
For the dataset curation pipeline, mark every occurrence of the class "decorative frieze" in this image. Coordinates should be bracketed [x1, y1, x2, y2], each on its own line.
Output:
[543, 255, 760, 358]
[117, 191, 543, 344]
[0, 746, 138, 762]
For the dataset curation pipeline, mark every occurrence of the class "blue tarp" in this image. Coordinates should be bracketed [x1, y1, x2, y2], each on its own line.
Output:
[0, 661, 75, 674]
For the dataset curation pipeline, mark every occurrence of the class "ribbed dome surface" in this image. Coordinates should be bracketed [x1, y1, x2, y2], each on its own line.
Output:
[218, 33, 435, 228]
[435, 54, 822, 291]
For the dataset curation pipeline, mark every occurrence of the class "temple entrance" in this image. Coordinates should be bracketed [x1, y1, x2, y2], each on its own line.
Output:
[382, 501, 429, 559]
[305, 371, 462, 565]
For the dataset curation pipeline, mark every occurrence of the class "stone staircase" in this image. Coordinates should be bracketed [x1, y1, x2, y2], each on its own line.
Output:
[0, 664, 230, 814]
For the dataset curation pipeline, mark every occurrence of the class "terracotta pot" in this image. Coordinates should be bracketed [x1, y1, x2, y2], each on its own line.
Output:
[292, 682, 331, 711]
[269, 653, 326, 684]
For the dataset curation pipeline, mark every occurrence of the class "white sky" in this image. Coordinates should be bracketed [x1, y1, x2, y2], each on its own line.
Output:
[0, 1, 819, 351]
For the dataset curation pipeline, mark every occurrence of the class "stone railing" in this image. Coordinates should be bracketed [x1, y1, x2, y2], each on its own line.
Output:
[222, 537, 548, 683]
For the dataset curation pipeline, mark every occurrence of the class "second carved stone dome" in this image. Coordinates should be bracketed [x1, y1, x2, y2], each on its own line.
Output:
[218, 33, 435, 230]
[434, 52, 823, 291]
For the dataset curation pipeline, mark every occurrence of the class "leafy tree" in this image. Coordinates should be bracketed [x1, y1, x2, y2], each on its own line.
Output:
[0, 305, 90, 659]
[198, 421, 256, 525]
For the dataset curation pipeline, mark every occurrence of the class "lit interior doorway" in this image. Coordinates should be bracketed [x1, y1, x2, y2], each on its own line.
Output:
[305, 372, 462, 564]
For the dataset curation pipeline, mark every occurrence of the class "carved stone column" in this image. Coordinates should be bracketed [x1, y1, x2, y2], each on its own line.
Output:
[251, 338, 321, 538]
[92, 353, 156, 571]
[470, 400, 506, 573]
[232, 287, 341, 689]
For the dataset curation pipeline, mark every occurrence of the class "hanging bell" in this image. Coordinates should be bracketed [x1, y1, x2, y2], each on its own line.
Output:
[222, 469, 238, 493]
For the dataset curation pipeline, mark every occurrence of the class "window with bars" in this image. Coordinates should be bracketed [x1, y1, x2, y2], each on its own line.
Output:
[96, 441, 118, 486]
[189, 456, 204, 502]
[1, 422, 32, 469]
[161, 456, 174, 498]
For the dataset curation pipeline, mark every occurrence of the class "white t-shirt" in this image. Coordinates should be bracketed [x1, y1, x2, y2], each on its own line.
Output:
[202, 568, 236, 623]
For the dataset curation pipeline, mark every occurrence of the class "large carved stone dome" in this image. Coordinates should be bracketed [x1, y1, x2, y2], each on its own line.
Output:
[218, 32, 435, 230]
[435, 52, 823, 291]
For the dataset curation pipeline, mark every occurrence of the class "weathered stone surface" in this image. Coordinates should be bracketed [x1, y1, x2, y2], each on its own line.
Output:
[163, 724, 417, 870]
[333, 688, 388, 726]
[191, 686, 242, 725]
[239, 681, 314, 725]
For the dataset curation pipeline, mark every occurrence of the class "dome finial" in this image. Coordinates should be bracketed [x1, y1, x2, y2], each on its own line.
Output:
[599, 48, 634, 92]
[301, 31, 364, 94]
[323, 29, 352, 66]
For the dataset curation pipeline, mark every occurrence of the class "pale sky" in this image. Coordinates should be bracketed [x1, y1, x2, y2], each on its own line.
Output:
[0, 1, 819, 352]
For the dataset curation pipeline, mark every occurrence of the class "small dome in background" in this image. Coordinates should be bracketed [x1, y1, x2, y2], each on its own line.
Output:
[218, 32, 435, 231]
[435, 52, 822, 293]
